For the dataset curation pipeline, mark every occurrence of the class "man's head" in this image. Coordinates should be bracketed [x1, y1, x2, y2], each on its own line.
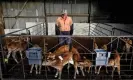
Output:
[61, 9, 68, 19]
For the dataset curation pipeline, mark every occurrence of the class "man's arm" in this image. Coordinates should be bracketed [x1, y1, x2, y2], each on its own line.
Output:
[56, 18, 59, 26]
[70, 17, 73, 26]
[55, 17, 60, 35]
[70, 17, 73, 35]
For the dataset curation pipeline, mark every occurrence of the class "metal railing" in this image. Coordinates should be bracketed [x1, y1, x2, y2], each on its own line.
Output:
[0, 35, 133, 80]
[1, 22, 45, 37]
[90, 23, 133, 36]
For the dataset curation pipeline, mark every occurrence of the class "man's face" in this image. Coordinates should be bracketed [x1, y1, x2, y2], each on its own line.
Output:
[62, 13, 67, 19]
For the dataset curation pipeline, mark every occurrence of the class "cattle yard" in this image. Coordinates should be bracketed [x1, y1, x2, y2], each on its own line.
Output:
[0, 0, 133, 80]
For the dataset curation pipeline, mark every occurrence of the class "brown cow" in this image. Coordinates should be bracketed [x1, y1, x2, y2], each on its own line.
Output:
[4, 36, 28, 63]
[123, 38, 132, 61]
[42, 45, 80, 79]
[75, 56, 92, 78]
[42, 51, 73, 79]
[96, 50, 121, 78]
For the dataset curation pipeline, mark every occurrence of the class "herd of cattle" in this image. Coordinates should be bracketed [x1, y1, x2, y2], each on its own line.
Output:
[2, 36, 132, 79]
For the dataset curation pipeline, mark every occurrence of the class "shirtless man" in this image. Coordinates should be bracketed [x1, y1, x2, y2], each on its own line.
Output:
[56, 9, 73, 51]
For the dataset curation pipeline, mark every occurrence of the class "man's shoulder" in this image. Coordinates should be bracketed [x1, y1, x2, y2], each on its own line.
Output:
[57, 17, 62, 20]
[67, 16, 72, 19]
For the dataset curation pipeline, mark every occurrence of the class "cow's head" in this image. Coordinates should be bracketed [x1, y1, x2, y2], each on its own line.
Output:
[46, 52, 56, 61]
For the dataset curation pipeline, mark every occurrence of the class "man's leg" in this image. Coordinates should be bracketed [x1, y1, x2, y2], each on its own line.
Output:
[59, 32, 66, 46]
[65, 32, 72, 51]
[68, 37, 72, 51]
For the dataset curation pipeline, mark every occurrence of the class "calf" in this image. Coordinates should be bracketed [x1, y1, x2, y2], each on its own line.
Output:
[43, 45, 81, 79]
[75, 56, 92, 78]
[4, 36, 28, 63]
[96, 50, 121, 78]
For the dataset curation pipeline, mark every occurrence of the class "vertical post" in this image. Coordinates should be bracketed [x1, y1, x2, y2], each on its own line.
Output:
[0, 2, 6, 75]
[130, 49, 133, 70]
[112, 28, 115, 36]
[0, 36, 6, 69]
[20, 36, 25, 79]
[117, 38, 119, 50]
[0, 59, 3, 80]
[44, 0, 48, 35]
[110, 37, 113, 51]
[0, 2, 5, 35]
[91, 37, 95, 80]
[0, 36, 3, 80]
[88, 0, 91, 36]
[42, 23, 45, 35]
[44, 38, 48, 79]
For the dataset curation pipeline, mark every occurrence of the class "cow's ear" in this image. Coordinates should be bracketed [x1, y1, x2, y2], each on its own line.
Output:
[83, 56, 86, 59]
[49, 52, 52, 54]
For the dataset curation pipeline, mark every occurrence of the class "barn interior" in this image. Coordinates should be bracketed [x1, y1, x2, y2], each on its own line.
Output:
[0, 0, 133, 80]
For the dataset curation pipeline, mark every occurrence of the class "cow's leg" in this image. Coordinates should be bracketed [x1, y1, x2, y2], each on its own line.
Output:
[88, 66, 91, 73]
[47, 66, 50, 71]
[19, 51, 23, 59]
[67, 63, 70, 70]
[95, 66, 97, 74]
[35, 64, 38, 74]
[58, 70, 62, 79]
[74, 64, 78, 79]
[126, 48, 130, 62]
[117, 66, 121, 78]
[111, 66, 115, 78]
[30, 64, 34, 73]
[55, 70, 59, 78]
[80, 66, 85, 76]
[106, 66, 108, 74]
[38, 65, 42, 74]
[97, 66, 102, 74]
[5, 50, 12, 63]
[12, 51, 19, 63]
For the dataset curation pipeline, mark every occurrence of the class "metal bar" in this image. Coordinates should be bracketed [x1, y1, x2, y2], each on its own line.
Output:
[3, 14, 90, 18]
[71, 38, 92, 53]
[117, 38, 120, 49]
[91, 23, 112, 32]
[44, 38, 47, 79]
[42, 23, 45, 35]
[90, 27, 108, 36]
[90, 28, 101, 36]
[90, 30, 98, 36]
[100, 23, 113, 28]
[110, 37, 113, 51]
[21, 56, 25, 79]
[2, 22, 43, 37]
[130, 51, 133, 70]
[105, 37, 118, 46]
[0, 58, 3, 80]
[11, 0, 28, 29]
[3, 15, 110, 18]
[1, 52, 132, 55]
[0, 37, 6, 74]
[16, 0, 28, 17]
[112, 28, 115, 36]
[1, 78, 133, 80]
[113, 28, 133, 35]
[1, 62, 133, 66]
[44, 0, 48, 35]
[90, 31, 97, 36]
[3, 35, 133, 38]
[88, 0, 91, 36]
